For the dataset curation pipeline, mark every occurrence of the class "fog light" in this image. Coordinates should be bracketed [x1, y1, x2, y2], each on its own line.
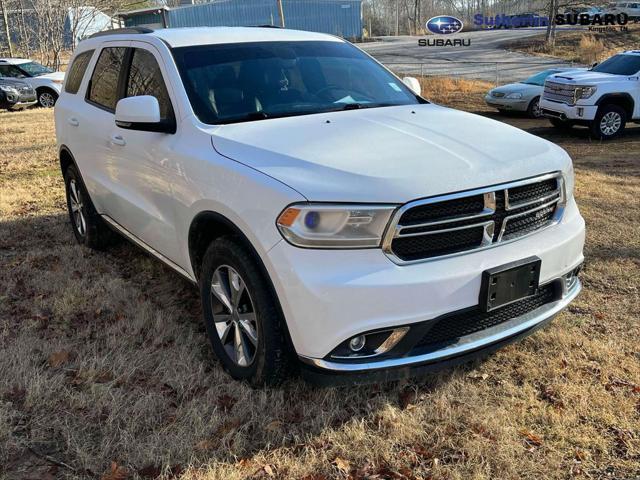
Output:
[577, 107, 584, 117]
[349, 335, 366, 352]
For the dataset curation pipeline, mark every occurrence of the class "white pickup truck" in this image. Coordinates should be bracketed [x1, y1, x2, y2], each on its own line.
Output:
[540, 51, 640, 139]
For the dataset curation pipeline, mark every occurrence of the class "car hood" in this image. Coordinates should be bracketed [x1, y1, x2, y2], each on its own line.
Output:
[548, 70, 626, 85]
[491, 83, 541, 95]
[210, 104, 571, 203]
[37, 71, 65, 81]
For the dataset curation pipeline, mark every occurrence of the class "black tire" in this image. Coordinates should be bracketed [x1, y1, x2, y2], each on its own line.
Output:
[527, 96, 542, 118]
[549, 117, 574, 130]
[37, 89, 58, 108]
[590, 104, 626, 140]
[199, 236, 292, 386]
[63, 165, 114, 249]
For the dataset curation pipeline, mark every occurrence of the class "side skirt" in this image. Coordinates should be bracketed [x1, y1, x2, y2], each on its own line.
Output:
[101, 215, 197, 285]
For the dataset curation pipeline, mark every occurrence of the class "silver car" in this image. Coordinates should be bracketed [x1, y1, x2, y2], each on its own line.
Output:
[485, 69, 572, 118]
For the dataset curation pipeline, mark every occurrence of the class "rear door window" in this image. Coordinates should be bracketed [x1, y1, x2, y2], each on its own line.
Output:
[87, 47, 127, 111]
[65, 50, 94, 94]
[125, 48, 174, 121]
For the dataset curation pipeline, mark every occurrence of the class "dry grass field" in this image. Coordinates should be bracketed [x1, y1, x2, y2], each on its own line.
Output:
[506, 24, 640, 64]
[1, 88, 639, 480]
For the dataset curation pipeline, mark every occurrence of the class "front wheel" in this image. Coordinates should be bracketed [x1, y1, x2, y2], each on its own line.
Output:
[527, 96, 542, 118]
[200, 237, 292, 386]
[590, 104, 626, 140]
[37, 89, 58, 108]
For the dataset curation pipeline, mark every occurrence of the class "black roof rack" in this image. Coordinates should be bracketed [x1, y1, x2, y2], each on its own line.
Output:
[248, 24, 282, 28]
[89, 27, 154, 39]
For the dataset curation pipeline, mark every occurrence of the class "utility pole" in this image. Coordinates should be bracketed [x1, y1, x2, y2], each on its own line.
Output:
[395, 0, 399, 36]
[276, 0, 285, 28]
[0, 0, 13, 57]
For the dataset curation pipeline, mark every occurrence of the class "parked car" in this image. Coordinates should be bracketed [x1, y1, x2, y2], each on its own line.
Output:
[0, 78, 37, 110]
[485, 68, 575, 118]
[606, 1, 640, 18]
[55, 27, 585, 385]
[0, 58, 64, 107]
[540, 50, 640, 139]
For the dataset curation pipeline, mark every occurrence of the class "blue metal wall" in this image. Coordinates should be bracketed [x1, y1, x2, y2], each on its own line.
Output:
[281, 0, 361, 38]
[124, 0, 362, 39]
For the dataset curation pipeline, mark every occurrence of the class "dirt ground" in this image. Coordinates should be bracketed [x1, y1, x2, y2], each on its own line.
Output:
[1, 93, 639, 480]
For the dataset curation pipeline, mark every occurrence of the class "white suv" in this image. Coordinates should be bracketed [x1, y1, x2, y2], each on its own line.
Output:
[540, 51, 640, 139]
[0, 58, 65, 107]
[55, 27, 585, 385]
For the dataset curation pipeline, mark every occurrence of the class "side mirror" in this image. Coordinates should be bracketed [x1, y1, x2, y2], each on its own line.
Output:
[402, 76, 421, 96]
[115, 95, 174, 133]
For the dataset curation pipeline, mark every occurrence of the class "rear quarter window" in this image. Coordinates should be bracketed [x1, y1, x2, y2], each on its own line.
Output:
[65, 50, 94, 94]
[87, 47, 127, 111]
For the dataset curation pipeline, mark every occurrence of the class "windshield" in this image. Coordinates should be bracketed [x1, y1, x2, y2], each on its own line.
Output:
[521, 69, 560, 86]
[172, 41, 421, 124]
[592, 54, 640, 75]
[18, 61, 53, 77]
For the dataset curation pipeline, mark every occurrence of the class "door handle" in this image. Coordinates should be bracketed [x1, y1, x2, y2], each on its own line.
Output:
[67, 117, 79, 127]
[110, 134, 126, 146]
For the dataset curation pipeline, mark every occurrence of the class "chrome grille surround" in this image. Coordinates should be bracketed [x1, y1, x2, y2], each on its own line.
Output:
[382, 172, 566, 265]
[543, 81, 577, 105]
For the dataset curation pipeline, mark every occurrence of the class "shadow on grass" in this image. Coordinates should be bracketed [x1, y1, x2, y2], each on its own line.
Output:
[2, 212, 474, 476]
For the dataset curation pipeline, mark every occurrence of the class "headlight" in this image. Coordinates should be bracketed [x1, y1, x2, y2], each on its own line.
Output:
[574, 86, 596, 101]
[0, 85, 18, 94]
[52, 79, 64, 84]
[276, 204, 397, 248]
[505, 92, 523, 99]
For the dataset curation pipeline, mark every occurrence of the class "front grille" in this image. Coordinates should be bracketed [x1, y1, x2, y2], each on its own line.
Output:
[413, 283, 559, 352]
[385, 174, 563, 263]
[543, 81, 576, 104]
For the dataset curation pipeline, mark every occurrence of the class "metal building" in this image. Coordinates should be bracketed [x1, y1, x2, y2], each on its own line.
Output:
[118, 0, 362, 40]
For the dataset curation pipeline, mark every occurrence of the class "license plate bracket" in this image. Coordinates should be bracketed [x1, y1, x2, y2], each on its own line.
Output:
[480, 257, 541, 312]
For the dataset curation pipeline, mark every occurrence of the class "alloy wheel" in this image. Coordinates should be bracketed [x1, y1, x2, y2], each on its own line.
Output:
[39, 92, 56, 108]
[69, 179, 86, 237]
[531, 99, 542, 118]
[210, 265, 259, 367]
[600, 111, 622, 136]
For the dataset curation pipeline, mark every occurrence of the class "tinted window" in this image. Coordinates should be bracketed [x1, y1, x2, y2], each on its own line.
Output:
[172, 41, 420, 125]
[0, 65, 26, 78]
[126, 48, 173, 120]
[18, 61, 53, 76]
[88, 47, 126, 111]
[65, 50, 94, 94]
[592, 54, 640, 75]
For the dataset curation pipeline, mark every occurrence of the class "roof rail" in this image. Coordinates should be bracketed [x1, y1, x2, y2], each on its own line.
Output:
[89, 27, 154, 39]
[248, 24, 282, 28]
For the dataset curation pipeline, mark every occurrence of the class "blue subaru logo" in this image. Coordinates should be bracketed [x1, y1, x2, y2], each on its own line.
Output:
[426, 16, 464, 34]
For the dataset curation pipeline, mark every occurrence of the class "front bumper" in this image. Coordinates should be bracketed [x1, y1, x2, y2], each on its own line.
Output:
[540, 99, 598, 121]
[484, 94, 529, 112]
[265, 198, 585, 363]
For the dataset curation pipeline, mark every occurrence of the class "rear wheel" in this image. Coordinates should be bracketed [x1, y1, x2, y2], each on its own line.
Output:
[63, 165, 114, 249]
[590, 104, 626, 140]
[199, 236, 292, 386]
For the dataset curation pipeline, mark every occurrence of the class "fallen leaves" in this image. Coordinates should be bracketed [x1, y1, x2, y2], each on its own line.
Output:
[48, 350, 71, 368]
[333, 456, 351, 474]
[100, 462, 129, 480]
[520, 429, 544, 450]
